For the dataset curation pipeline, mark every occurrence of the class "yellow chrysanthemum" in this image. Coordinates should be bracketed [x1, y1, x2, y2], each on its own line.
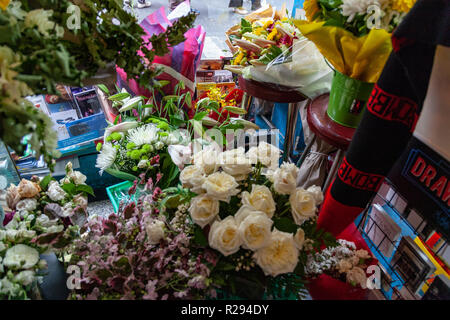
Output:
[267, 28, 278, 41]
[0, 0, 10, 10]
[391, 0, 417, 12]
[253, 27, 264, 36]
[303, 0, 320, 22]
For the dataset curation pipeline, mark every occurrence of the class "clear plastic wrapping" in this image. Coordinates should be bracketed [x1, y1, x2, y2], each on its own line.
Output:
[242, 36, 333, 99]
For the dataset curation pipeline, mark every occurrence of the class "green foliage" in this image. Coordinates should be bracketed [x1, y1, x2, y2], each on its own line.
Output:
[0, 0, 197, 169]
[39, 174, 53, 191]
[240, 18, 252, 34]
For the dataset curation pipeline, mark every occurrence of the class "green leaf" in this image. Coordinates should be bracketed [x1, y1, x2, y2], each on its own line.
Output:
[39, 175, 53, 191]
[240, 18, 252, 34]
[61, 183, 76, 196]
[193, 111, 209, 121]
[105, 168, 137, 181]
[273, 217, 298, 234]
[108, 92, 131, 101]
[184, 91, 192, 108]
[224, 106, 247, 115]
[75, 184, 95, 197]
[193, 225, 208, 247]
[97, 84, 109, 95]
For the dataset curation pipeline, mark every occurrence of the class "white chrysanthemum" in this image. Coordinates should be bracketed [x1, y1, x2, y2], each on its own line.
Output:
[96, 143, 117, 174]
[127, 124, 159, 147]
[341, 0, 381, 22]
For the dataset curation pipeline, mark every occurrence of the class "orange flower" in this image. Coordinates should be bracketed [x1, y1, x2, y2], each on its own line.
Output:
[304, 0, 320, 22]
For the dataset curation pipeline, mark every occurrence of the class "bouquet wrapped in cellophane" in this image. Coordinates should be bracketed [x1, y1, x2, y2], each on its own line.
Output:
[224, 5, 333, 99]
[296, 0, 417, 127]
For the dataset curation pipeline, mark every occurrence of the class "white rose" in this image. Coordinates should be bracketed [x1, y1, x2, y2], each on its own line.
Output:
[218, 148, 252, 181]
[155, 141, 165, 150]
[17, 229, 36, 240]
[346, 266, 367, 289]
[3, 244, 39, 269]
[238, 210, 273, 251]
[188, 195, 220, 228]
[46, 181, 67, 202]
[0, 230, 6, 241]
[337, 259, 353, 273]
[15, 270, 35, 286]
[73, 194, 88, 210]
[36, 215, 53, 227]
[180, 165, 205, 194]
[0, 242, 5, 252]
[137, 160, 148, 169]
[0, 278, 21, 296]
[208, 216, 242, 256]
[5, 218, 18, 230]
[272, 162, 299, 195]
[289, 188, 317, 225]
[294, 228, 305, 250]
[241, 185, 276, 218]
[253, 229, 299, 277]
[146, 220, 165, 245]
[202, 172, 240, 203]
[355, 249, 371, 260]
[15, 198, 38, 213]
[70, 171, 87, 185]
[6, 230, 18, 241]
[306, 185, 324, 205]
[247, 142, 281, 169]
[61, 202, 75, 217]
[193, 146, 220, 174]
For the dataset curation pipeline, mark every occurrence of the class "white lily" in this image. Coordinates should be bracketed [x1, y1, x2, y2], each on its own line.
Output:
[168, 144, 192, 170]
[103, 121, 139, 141]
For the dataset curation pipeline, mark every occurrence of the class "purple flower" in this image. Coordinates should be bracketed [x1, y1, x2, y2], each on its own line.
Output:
[2, 210, 15, 226]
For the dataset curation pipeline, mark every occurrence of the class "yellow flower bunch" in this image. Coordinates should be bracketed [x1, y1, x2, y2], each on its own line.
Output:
[207, 88, 227, 107]
[391, 0, 417, 12]
[267, 28, 278, 41]
[253, 27, 264, 36]
[232, 49, 246, 65]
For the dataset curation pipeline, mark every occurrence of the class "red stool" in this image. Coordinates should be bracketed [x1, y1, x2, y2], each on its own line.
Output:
[238, 77, 307, 161]
[298, 94, 356, 191]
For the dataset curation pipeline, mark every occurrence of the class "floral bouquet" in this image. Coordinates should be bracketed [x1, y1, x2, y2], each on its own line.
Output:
[67, 174, 218, 300]
[305, 239, 376, 300]
[0, 163, 92, 299]
[163, 142, 337, 299]
[296, 0, 417, 127]
[194, 87, 257, 129]
[95, 84, 191, 187]
[224, 6, 332, 99]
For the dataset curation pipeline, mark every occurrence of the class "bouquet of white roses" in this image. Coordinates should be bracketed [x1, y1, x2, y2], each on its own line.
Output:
[162, 142, 336, 299]
[0, 163, 92, 299]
